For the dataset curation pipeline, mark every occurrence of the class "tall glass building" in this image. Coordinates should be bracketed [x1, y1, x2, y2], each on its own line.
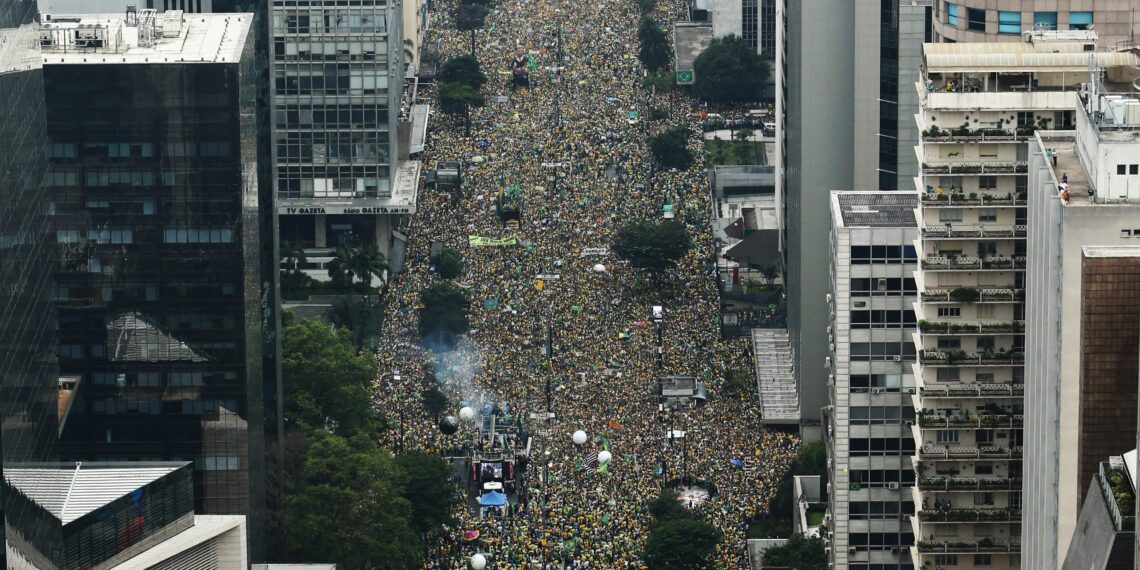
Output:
[0, 0, 59, 565]
[38, 10, 276, 557]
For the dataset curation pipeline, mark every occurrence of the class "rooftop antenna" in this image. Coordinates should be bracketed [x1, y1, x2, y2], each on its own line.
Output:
[1088, 52, 1101, 118]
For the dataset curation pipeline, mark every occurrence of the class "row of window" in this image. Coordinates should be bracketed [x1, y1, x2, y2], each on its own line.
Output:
[47, 142, 232, 159]
[851, 342, 918, 361]
[849, 438, 916, 456]
[850, 406, 917, 423]
[274, 40, 388, 62]
[945, 4, 1091, 33]
[275, 105, 389, 130]
[850, 245, 918, 263]
[58, 227, 234, 245]
[851, 277, 917, 295]
[89, 371, 238, 387]
[934, 554, 998, 566]
[849, 500, 915, 517]
[276, 10, 387, 34]
[850, 310, 918, 328]
[849, 532, 917, 549]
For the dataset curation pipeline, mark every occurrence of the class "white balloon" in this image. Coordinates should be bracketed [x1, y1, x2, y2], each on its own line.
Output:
[598, 450, 612, 464]
[592, 263, 607, 273]
[459, 406, 476, 421]
[572, 430, 588, 445]
[470, 554, 487, 570]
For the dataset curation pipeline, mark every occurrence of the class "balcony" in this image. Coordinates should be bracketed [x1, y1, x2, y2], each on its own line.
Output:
[917, 321, 1024, 335]
[921, 191, 1026, 207]
[920, 444, 1023, 459]
[921, 160, 1028, 175]
[917, 411, 1023, 429]
[916, 539, 1020, 553]
[920, 288, 1024, 303]
[921, 126, 1034, 143]
[920, 383, 1024, 398]
[918, 477, 1022, 491]
[921, 225, 1027, 239]
[920, 255, 1026, 270]
[917, 508, 1021, 523]
[918, 349, 1025, 366]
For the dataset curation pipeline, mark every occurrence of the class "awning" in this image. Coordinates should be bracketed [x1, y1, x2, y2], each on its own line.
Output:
[478, 490, 508, 507]
[924, 44, 1140, 74]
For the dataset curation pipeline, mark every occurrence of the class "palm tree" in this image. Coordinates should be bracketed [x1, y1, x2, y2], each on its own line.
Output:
[348, 243, 387, 294]
[281, 240, 310, 293]
[327, 238, 356, 291]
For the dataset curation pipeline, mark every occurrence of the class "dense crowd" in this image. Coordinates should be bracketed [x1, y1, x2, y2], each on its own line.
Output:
[371, 0, 798, 566]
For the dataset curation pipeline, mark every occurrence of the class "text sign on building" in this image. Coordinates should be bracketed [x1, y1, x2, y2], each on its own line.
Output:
[279, 206, 415, 215]
[675, 69, 694, 85]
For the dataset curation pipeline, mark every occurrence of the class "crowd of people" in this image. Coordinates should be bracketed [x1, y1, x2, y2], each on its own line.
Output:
[371, 0, 799, 566]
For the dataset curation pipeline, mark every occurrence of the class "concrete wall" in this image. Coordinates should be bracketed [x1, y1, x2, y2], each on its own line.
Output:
[851, 3, 882, 192]
[1061, 475, 1134, 570]
[784, 0, 854, 426]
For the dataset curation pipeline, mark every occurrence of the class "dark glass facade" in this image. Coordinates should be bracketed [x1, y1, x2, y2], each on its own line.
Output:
[43, 31, 273, 532]
[0, 0, 59, 566]
[760, 0, 775, 59]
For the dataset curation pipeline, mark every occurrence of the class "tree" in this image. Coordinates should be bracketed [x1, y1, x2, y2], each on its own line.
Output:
[612, 220, 693, 274]
[768, 441, 828, 530]
[327, 240, 356, 290]
[348, 242, 387, 293]
[723, 369, 753, 397]
[326, 296, 385, 351]
[693, 34, 770, 103]
[438, 81, 485, 137]
[762, 533, 828, 570]
[282, 319, 380, 438]
[649, 127, 694, 170]
[418, 282, 470, 348]
[421, 385, 449, 418]
[647, 488, 692, 524]
[395, 452, 456, 534]
[280, 240, 311, 296]
[642, 70, 675, 93]
[438, 54, 487, 91]
[454, 2, 488, 55]
[434, 247, 464, 280]
[642, 518, 723, 570]
[285, 432, 423, 569]
[638, 17, 670, 72]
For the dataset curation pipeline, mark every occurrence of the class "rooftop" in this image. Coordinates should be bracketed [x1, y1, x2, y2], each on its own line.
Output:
[1083, 245, 1140, 258]
[39, 10, 252, 65]
[5, 462, 190, 524]
[752, 328, 799, 424]
[672, 21, 712, 73]
[833, 191, 919, 228]
[922, 41, 1139, 75]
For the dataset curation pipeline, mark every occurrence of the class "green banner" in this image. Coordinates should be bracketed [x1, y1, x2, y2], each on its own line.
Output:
[676, 69, 694, 84]
[469, 235, 519, 247]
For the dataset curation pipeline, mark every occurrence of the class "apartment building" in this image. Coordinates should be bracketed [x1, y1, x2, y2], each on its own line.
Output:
[908, 33, 1112, 570]
[827, 192, 920, 570]
[1023, 86, 1140, 568]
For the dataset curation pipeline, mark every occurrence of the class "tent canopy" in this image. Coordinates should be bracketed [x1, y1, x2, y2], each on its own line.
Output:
[479, 490, 508, 507]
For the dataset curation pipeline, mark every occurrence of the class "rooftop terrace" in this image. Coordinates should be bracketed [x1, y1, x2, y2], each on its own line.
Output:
[39, 10, 252, 65]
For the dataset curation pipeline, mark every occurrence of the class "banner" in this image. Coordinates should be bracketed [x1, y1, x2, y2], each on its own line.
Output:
[469, 235, 519, 247]
[579, 247, 609, 257]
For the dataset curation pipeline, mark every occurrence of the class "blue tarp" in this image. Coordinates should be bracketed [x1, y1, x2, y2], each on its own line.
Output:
[479, 491, 508, 507]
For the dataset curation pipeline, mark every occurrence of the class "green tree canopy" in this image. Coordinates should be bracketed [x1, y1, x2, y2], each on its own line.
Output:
[435, 247, 464, 280]
[325, 296, 385, 352]
[648, 126, 694, 170]
[647, 488, 693, 525]
[642, 517, 723, 570]
[438, 54, 487, 90]
[761, 533, 828, 570]
[438, 81, 485, 116]
[643, 70, 675, 93]
[768, 440, 828, 529]
[638, 17, 670, 72]
[693, 34, 770, 103]
[282, 319, 379, 438]
[284, 432, 423, 569]
[418, 282, 471, 348]
[454, 1, 488, 30]
[612, 220, 693, 274]
[395, 452, 456, 534]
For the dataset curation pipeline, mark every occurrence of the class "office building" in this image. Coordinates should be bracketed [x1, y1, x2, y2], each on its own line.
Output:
[1059, 450, 1136, 570]
[39, 10, 277, 553]
[1023, 84, 1140, 568]
[777, 0, 930, 432]
[0, 0, 59, 566]
[933, 2, 1138, 48]
[271, 0, 417, 279]
[5, 461, 249, 570]
[826, 191, 919, 569]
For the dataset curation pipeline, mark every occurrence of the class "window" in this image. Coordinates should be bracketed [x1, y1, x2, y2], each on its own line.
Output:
[938, 307, 961, 318]
[939, 209, 963, 223]
[937, 430, 960, 443]
[946, 2, 957, 26]
[978, 208, 998, 222]
[1132, 165, 1139, 175]
[937, 368, 960, 381]
[977, 305, 995, 318]
[1068, 11, 1093, 30]
[936, 554, 959, 566]
[998, 11, 1020, 34]
[978, 241, 998, 255]
[975, 554, 993, 566]
[975, 463, 994, 475]
[967, 8, 986, 31]
[974, 492, 995, 506]
[1033, 11, 1057, 30]
[979, 175, 998, 190]
[938, 338, 961, 350]
[1119, 164, 1127, 175]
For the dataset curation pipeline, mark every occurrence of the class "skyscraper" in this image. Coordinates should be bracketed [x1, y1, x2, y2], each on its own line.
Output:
[0, 0, 57, 565]
[270, 0, 414, 269]
[38, 10, 276, 556]
[826, 191, 919, 569]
